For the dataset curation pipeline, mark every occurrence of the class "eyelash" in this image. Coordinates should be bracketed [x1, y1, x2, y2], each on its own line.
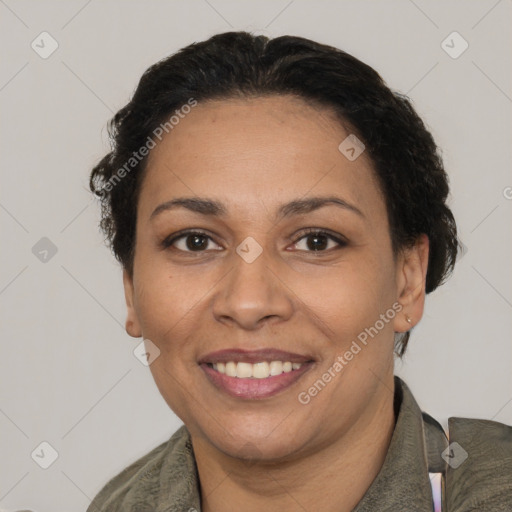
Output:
[160, 228, 347, 254]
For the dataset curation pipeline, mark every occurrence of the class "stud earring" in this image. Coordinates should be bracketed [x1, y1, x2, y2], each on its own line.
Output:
[405, 315, 412, 324]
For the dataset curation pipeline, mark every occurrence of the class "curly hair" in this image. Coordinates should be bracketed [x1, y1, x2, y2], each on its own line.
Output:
[89, 31, 461, 357]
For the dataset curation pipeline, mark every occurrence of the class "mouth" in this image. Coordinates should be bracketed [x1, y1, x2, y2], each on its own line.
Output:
[198, 348, 315, 400]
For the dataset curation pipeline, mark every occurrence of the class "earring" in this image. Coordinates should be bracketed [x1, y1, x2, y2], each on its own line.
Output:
[405, 315, 412, 324]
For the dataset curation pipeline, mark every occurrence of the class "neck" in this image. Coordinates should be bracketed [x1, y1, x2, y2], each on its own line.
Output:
[192, 378, 397, 512]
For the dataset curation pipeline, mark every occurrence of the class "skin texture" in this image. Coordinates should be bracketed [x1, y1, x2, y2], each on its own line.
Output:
[123, 95, 429, 512]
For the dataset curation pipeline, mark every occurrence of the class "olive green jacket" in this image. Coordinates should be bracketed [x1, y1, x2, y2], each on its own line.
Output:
[87, 376, 512, 511]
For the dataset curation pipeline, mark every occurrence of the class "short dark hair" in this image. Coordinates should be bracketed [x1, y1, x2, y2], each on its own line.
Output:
[90, 31, 461, 357]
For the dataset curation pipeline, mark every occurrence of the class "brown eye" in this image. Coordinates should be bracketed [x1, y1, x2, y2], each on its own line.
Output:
[162, 231, 222, 252]
[183, 234, 210, 251]
[292, 230, 347, 252]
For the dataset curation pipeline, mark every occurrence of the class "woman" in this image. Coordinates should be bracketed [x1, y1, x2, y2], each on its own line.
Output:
[87, 32, 511, 511]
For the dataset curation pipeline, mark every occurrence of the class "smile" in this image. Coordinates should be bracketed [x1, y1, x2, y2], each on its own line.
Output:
[210, 360, 303, 378]
[199, 349, 314, 399]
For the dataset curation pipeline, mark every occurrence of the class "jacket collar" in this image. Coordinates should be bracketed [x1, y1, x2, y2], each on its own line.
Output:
[352, 375, 443, 511]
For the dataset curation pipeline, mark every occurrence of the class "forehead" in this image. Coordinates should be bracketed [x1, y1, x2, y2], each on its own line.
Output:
[139, 95, 384, 222]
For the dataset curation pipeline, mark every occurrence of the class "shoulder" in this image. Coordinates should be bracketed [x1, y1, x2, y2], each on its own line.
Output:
[86, 425, 191, 511]
[448, 415, 511, 445]
[445, 416, 512, 511]
[447, 416, 511, 467]
[447, 416, 512, 469]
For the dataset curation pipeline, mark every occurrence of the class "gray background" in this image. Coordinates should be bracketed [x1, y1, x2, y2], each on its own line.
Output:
[1, 0, 511, 510]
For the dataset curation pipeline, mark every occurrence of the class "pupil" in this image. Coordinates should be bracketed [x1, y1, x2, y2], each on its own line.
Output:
[187, 235, 207, 251]
[307, 234, 327, 251]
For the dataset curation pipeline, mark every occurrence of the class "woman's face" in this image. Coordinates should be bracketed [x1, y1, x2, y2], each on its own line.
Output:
[123, 95, 426, 461]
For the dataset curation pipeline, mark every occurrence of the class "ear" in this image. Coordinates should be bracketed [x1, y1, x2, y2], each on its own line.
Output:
[123, 268, 142, 338]
[393, 234, 429, 333]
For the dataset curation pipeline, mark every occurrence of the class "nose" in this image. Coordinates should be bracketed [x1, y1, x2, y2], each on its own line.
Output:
[212, 249, 294, 331]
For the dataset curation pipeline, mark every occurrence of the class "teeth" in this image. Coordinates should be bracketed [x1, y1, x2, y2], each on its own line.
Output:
[252, 362, 270, 379]
[225, 361, 237, 377]
[269, 361, 283, 376]
[212, 360, 304, 378]
[236, 362, 252, 378]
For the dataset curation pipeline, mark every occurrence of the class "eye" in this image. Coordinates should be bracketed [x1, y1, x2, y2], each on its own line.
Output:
[161, 230, 222, 252]
[161, 228, 347, 254]
[291, 229, 347, 252]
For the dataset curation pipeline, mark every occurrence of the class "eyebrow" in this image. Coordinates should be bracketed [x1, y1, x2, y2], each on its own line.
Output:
[150, 195, 365, 220]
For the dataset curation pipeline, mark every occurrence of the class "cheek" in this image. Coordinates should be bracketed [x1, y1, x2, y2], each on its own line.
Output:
[133, 260, 207, 339]
[134, 250, 396, 339]
[307, 260, 397, 398]
[147, 360, 204, 426]
[297, 255, 396, 337]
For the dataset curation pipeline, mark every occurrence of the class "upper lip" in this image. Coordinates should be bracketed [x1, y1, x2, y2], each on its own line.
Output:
[198, 348, 314, 365]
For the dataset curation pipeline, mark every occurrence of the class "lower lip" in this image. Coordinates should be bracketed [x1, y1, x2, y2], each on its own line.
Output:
[200, 363, 313, 399]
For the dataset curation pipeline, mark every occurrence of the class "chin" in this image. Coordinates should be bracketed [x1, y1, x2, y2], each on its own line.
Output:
[198, 417, 308, 463]
[219, 435, 302, 463]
